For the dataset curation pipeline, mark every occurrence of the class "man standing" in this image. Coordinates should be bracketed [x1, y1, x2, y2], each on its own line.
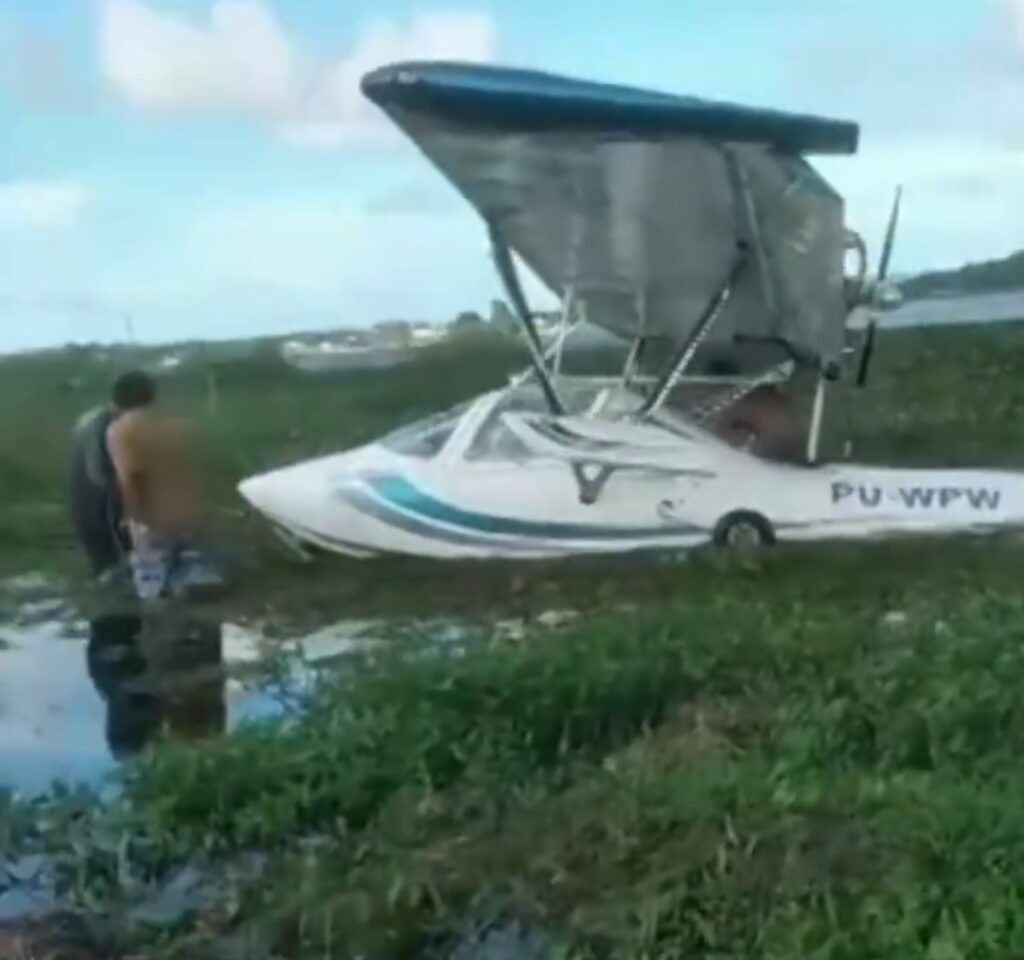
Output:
[104, 371, 215, 600]
[68, 379, 133, 576]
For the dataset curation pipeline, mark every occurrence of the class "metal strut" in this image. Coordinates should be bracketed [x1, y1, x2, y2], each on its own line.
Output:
[720, 147, 779, 321]
[487, 221, 565, 415]
[553, 287, 575, 375]
[509, 317, 582, 389]
[488, 220, 608, 503]
[639, 243, 750, 418]
[580, 251, 746, 507]
[806, 372, 827, 463]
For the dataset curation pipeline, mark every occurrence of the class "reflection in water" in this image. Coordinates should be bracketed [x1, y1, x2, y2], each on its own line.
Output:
[1, 592, 482, 794]
[86, 608, 226, 760]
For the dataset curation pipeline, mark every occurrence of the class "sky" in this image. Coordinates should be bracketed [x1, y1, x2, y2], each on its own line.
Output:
[1, 0, 1023, 352]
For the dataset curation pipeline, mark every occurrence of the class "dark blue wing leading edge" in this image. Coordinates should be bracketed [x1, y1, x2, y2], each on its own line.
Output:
[361, 61, 859, 156]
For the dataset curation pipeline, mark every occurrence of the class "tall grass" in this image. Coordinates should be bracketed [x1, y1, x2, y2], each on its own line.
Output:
[6, 322, 1024, 532]
[35, 572, 1024, 958]
[6, 322, 1024, 956]
[4, 321, 1024, 587]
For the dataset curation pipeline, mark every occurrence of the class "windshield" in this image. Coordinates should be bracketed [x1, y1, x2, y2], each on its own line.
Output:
[464, 380, 613, 462]
[378, 399, 475, 458]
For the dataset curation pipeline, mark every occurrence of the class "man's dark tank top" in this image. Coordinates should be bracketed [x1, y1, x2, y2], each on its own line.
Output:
[68, 407, 130, 573]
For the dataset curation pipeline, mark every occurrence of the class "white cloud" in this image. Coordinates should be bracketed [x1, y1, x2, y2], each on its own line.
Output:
[97, 1, 497, 146]
[817, 139, 1024, 271]
[785, 9, 1023, 145]
[280, 12, 497, 148]
[780, 1, 1024, 269]
[186, 190, 482, 293]
[169, 186, 515, 332]
[0, 180, 89, 232]
[99, 0, 295, 115]
[2, 28, 80, 109]
[1012, 0, 1024, 50]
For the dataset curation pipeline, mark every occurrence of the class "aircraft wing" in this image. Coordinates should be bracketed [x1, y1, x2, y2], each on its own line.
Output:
[362, 61, 859, 370]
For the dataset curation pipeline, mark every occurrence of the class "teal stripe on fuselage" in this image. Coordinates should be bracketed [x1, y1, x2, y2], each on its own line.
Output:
[361, 473, 703, 541]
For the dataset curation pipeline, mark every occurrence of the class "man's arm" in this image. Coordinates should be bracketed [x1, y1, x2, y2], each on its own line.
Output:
[710, 398, 758, 450]
[106, 419, 149, 523]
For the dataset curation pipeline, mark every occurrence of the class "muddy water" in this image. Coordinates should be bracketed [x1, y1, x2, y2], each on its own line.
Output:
[0, 575, 551, 798]
[0, 612, 290, 796]
[0, 585, 408, 797]
[0, 578, 576, 948]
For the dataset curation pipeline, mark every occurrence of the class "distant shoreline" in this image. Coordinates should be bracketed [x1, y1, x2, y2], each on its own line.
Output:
[887, 288, 1024, 330]
[899, 250, 1024, 302]
[4, 288, 1024, 361]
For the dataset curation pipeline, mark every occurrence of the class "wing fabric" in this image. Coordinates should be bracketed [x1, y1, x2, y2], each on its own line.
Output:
[363, 62, 858, 370]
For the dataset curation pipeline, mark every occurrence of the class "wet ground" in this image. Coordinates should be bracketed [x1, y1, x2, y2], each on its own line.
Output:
[0, 573, 380, 798]
[0, 570, 578, 953]
[0, 610, 288, 797]
[0, 571, 574, 800]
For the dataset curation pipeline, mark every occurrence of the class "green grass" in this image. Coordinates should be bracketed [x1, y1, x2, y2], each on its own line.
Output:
[5, 321, 1024, 956]
[0, 331, 520, 523]
[0, 329, 637, 606]
[5, 320, 1024, 617]
[12, 562, 1024, 958]
[0, 330, 532, 601]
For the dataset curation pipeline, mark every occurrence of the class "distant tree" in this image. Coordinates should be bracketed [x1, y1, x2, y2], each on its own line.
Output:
[451, 310, 485, 331]
[902, 249, 1024, 300]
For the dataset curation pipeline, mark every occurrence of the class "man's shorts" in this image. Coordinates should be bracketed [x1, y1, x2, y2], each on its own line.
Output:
[127, 522, 225, 601]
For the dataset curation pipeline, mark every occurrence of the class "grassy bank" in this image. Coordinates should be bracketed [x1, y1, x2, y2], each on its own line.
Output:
[4, 320, 1024, 618]
[7, 554, 1024, 957]
[5, 321, 1024, 956]
[0, 331, 524, 580]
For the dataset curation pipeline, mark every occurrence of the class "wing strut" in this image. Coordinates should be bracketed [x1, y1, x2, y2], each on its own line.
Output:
[639, 242, 750, 418]
[489, 219, 612, 504]
[488, 221, 566, 415]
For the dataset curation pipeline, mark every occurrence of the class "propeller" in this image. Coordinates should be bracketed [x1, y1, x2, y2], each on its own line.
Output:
[854, 185, 902, 387]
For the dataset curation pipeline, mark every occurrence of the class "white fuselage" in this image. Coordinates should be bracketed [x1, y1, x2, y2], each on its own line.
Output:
[237, 381, 1024, 560]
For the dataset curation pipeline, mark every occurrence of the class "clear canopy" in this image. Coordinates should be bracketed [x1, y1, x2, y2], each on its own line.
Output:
[378, 376, 751, 464]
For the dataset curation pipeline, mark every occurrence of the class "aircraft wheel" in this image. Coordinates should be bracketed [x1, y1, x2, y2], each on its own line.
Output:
[712, 511, 776, 551]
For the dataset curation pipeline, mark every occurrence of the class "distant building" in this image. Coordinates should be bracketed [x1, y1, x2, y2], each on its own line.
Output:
[374, 320, 413, 347]
[410, 323, 447, 347]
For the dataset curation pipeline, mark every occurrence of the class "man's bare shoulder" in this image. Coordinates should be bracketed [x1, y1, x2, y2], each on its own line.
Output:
[108, 410, 167, 454]
[108, 409, 146, 437]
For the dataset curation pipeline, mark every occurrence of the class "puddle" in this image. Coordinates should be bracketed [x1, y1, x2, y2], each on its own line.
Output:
[0, 571, 337, 796]
[0, 585, 583, 937]
[0, 614, 291, 797]
[0, 582, 580, 799]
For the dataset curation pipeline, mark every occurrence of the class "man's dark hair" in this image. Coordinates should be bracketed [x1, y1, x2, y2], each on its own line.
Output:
[111, 371, 156, 410]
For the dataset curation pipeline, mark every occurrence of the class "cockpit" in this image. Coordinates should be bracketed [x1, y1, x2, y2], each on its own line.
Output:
[378, 381, 615, 463]
[375, 376, 734, 467]
[377, 401, 473, 460]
